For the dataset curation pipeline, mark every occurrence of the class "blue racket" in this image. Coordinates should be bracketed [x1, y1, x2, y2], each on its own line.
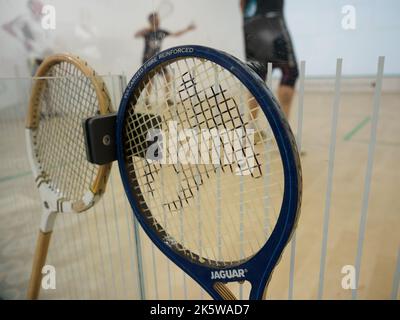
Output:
[116, 45, 301, 300]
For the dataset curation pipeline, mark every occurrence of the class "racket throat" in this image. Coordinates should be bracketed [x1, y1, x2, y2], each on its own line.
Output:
[213, 282, 237, 300]
[40, 209, 57, 233]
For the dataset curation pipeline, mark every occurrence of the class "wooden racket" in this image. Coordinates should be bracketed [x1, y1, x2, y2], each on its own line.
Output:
[25, 54, 112, 299]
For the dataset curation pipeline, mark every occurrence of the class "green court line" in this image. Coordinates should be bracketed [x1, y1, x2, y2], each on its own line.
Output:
[0, 171, 31, 183]
[344, 116, 371, 141]
[352, 139, 400, 148]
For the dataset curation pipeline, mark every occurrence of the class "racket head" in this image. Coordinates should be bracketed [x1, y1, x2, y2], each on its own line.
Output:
[26, 54, 112, 215]
[117, 46, 301, 299]
[157, 0, 174, 19]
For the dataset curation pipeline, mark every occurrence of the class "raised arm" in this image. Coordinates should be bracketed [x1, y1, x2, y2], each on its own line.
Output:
[170, 23, 196, 37]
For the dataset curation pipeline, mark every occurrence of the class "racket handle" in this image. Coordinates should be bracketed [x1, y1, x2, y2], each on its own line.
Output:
[213, 282, 237, 300]
[27, 230, 52, 300]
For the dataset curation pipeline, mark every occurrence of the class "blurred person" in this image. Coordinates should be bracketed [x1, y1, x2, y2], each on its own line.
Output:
[134, 12, 195, 105]
[240, 0, 299, 121]
[135, 12, 195, 64]
[2, 0, 54, 75]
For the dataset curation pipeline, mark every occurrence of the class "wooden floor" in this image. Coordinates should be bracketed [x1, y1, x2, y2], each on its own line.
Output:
[0, 78, 399, 300]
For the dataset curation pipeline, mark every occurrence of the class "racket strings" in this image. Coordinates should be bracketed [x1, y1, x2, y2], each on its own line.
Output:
[153, 59, 274, 219]
[34, 61, 99, 202]
[191, 59, 280, 250]
[154, 60, 263, 177]
[123, 57, 284, 265]
[135, 164, 283, 237]
[156, 68, 262, 214]
[125, 105, 201, 213]
[131, 59, 276, 260]
[181, 59, 265, 177]
[127, 79, 207, 207]
[178, 73, 262, 178]
[125, 110, 244, 264]
[157, 0, 174, 19]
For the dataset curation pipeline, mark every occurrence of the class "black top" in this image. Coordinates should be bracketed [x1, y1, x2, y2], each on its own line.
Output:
[142, 29, 170, 61]
[244, 0, 284, 19]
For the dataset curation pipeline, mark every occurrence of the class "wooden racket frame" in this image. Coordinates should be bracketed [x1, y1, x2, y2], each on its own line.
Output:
[26, 54, 112, 299]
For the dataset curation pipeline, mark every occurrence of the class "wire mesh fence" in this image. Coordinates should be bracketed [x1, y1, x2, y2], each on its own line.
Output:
[0, 57, 399, 299]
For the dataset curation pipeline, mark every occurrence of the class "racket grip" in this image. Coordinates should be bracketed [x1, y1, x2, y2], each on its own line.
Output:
[27, 230, 52, 300]
[213, 282, 237, 300]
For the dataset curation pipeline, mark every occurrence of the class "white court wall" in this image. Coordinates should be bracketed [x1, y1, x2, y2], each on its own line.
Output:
[0, 0, 244, 78]
[286, 0, 400, 76]
[0, 0, 399, 78]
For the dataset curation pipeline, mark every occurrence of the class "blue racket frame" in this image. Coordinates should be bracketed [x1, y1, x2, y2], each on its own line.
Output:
[116, 45, 301, 300]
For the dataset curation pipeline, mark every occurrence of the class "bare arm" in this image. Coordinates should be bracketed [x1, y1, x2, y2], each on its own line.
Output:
[2, 16, 33, 50]
[170, 23, 196, 37]
[134, 28, 149, 38]
[240, 0, 247, 13]
[2, 17, 20, 37]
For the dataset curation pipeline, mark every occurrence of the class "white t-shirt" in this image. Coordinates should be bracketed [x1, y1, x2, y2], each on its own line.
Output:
[9, 12, 54, 59]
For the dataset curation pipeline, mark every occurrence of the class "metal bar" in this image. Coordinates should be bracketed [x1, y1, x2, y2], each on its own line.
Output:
[288, 60, 306, 300]
[317, 58, 343, 299]
[352, 56, 385, 300]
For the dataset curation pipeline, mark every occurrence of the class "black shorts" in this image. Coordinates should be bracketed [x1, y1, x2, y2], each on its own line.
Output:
[244, 15, 299, 87]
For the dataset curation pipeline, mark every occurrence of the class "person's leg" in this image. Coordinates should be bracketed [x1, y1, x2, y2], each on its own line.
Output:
[273, 15, 299, 119]
[244, 60, 268, 143]
[277, 85, 295, 118]
[246, 60, 268, 124]
[277, 64, 299, 118]
[162, 68, 174, 106]
[141, 58, 153, 106]
[145, 79, 153, 102]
